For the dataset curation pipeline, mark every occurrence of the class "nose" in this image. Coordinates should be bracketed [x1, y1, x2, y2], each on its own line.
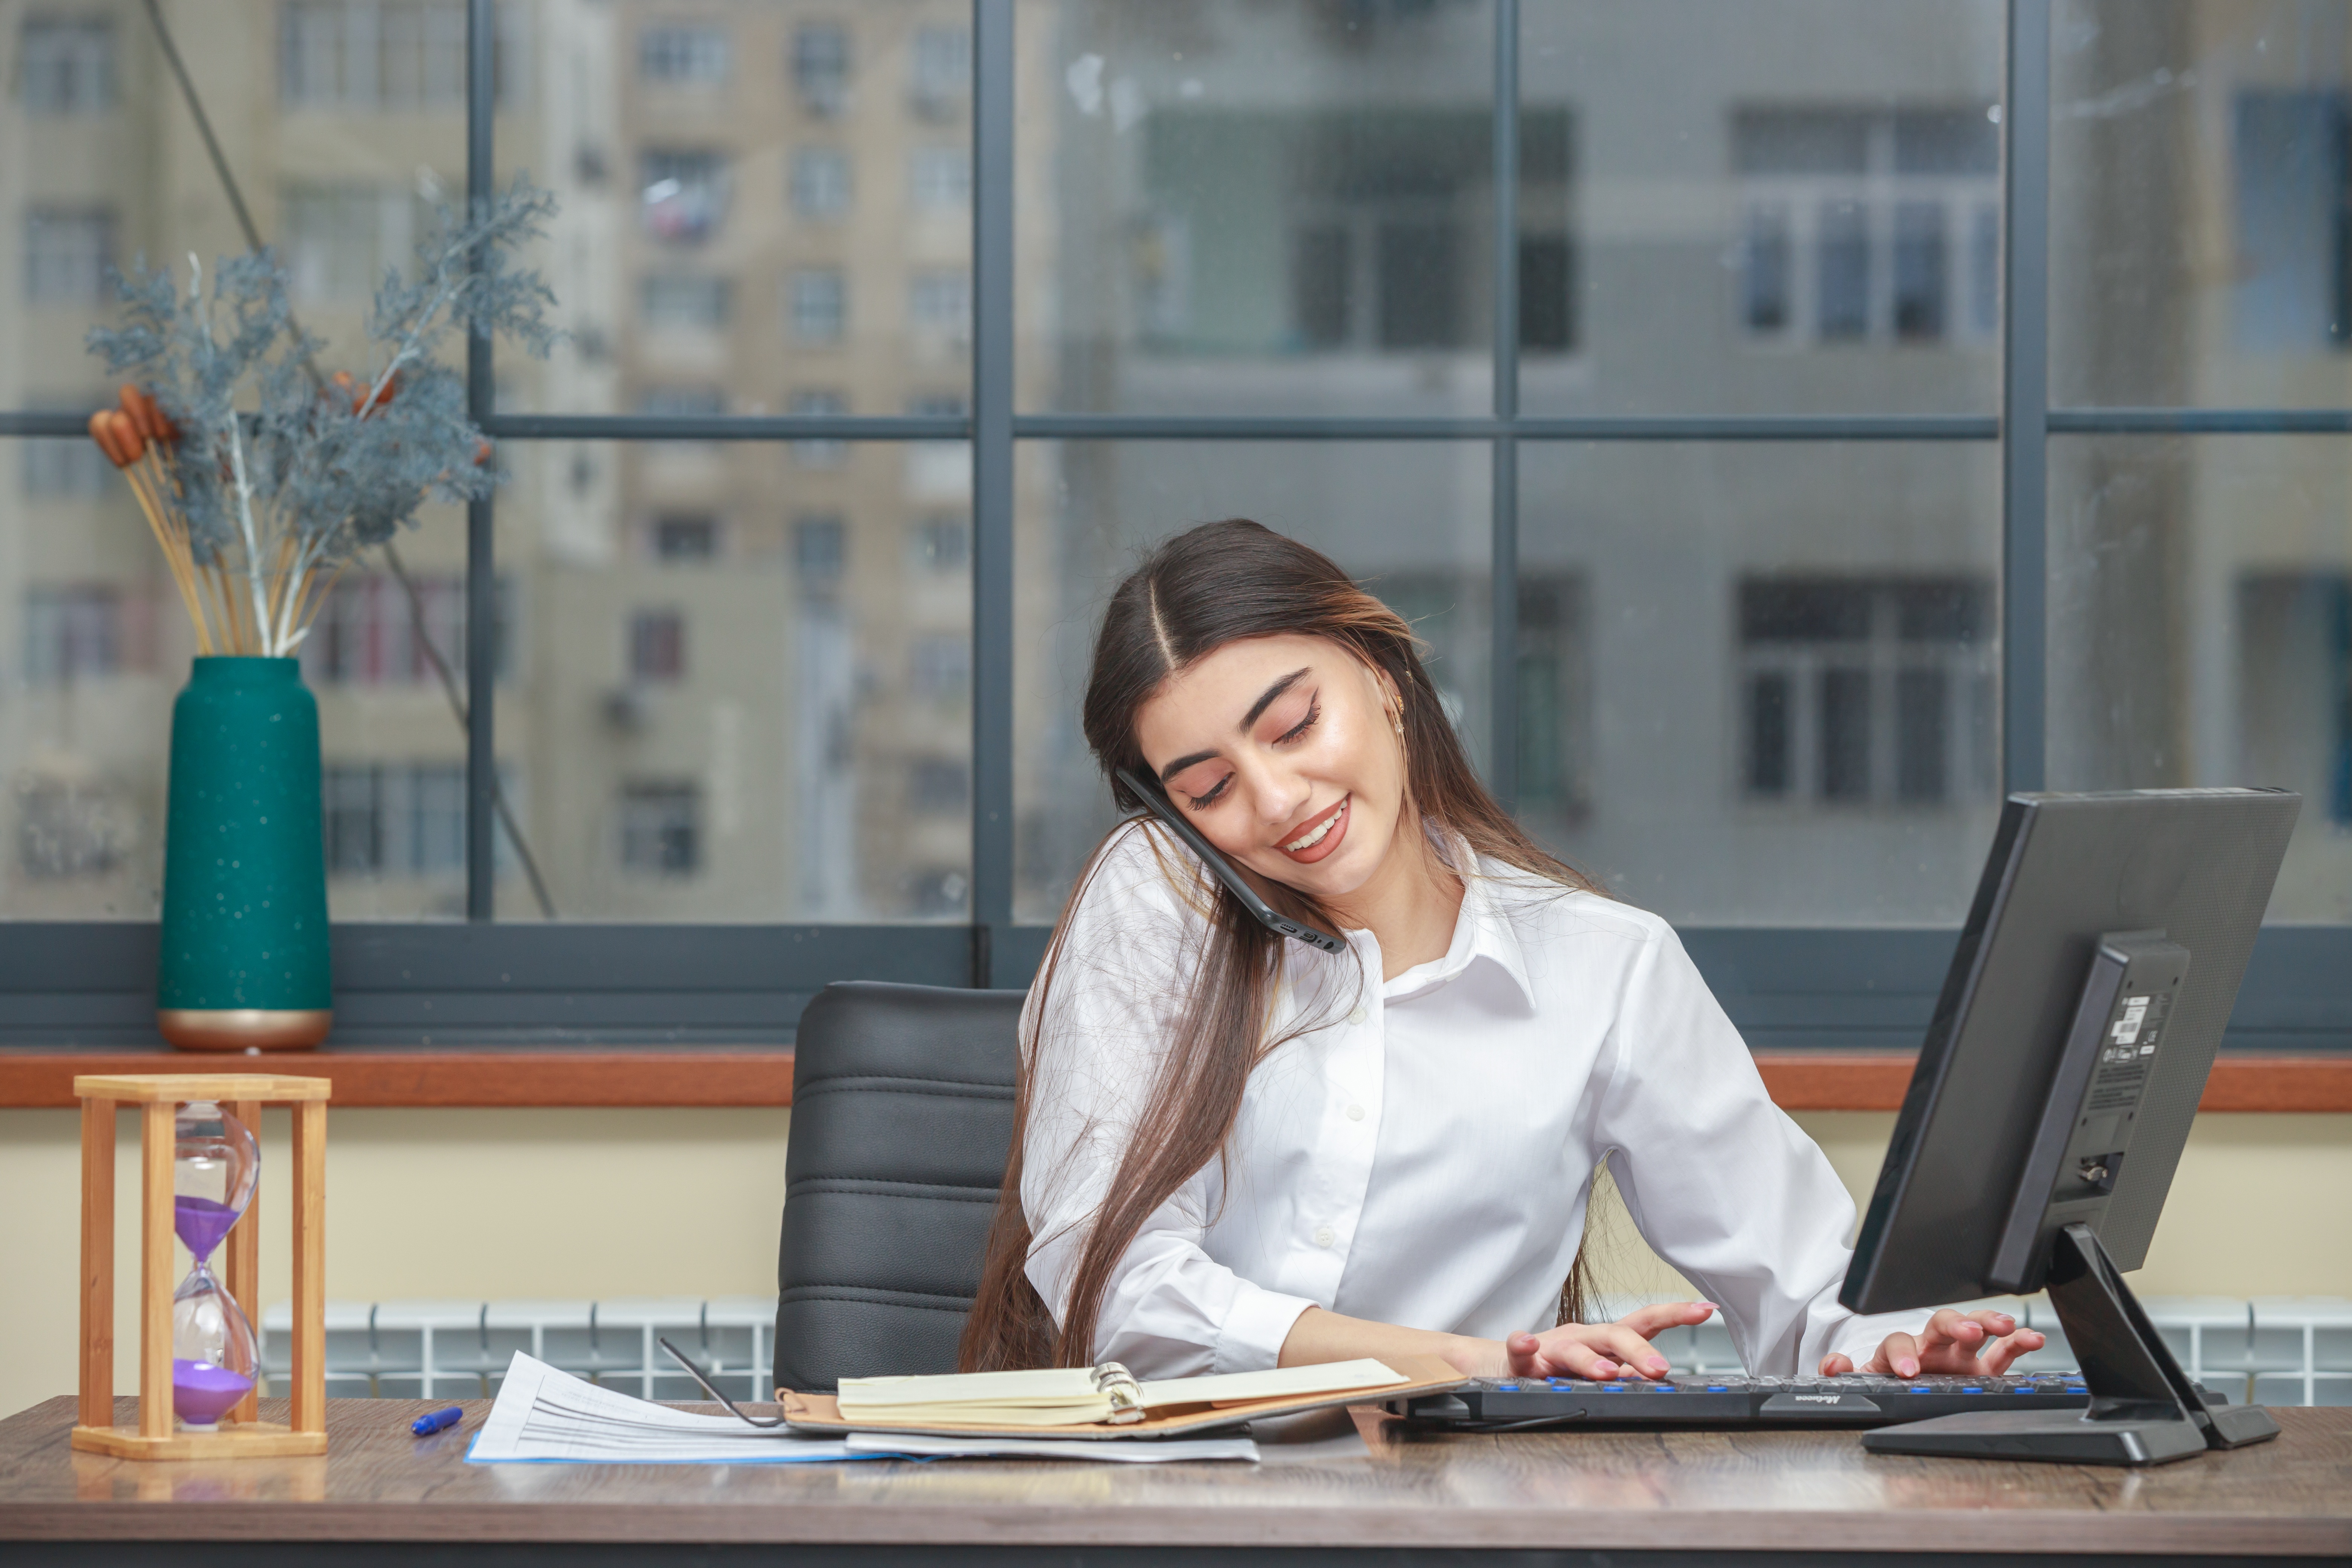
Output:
[1239, 755, 1311, 830]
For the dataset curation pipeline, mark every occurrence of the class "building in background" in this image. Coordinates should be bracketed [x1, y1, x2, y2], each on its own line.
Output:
[2, 0, 2347, 929]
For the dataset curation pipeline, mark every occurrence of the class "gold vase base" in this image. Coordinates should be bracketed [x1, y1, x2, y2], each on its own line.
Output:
[157, 1009, 333, 1052]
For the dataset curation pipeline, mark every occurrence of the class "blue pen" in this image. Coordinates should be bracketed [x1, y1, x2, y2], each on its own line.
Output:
[411, 1406, 463, 1436]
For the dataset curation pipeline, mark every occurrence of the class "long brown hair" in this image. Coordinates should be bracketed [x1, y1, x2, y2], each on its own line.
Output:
[960, 519, 1600, 1372]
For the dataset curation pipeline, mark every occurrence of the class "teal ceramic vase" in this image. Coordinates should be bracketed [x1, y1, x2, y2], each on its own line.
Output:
[156, 657, 332, 1050]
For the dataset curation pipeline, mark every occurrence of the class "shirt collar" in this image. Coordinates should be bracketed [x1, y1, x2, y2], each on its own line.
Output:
[1374, 829, 1539, 1010]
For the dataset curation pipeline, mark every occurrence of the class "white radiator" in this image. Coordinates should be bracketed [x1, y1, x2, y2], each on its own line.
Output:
[262, 1293, 2352, 1406]
[260, 1297, 775, 1402]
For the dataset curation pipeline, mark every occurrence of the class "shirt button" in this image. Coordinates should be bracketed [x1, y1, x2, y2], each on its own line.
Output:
[1313, 1225, 1336, 1248]
[1346, 1104, 1366, 1122]
[1347, 1006, 1367, 1026]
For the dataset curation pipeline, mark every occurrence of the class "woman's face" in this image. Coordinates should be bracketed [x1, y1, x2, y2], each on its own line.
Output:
[1132, 632, 1406, 906]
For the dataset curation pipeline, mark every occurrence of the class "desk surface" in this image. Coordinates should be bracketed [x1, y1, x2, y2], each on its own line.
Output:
[3, 1398, 2349, 1559]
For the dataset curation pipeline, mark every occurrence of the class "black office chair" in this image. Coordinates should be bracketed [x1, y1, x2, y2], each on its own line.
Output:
[773, 980, 1026, 1393]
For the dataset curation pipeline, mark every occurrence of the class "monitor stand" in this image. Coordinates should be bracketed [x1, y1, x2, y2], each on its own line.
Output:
[1862, 1222, 2279, 1466]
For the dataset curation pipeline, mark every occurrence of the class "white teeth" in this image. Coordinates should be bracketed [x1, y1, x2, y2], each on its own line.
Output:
[1283, 803, 1341, 853]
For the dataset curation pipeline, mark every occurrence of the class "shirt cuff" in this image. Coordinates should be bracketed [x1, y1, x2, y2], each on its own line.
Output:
[1210, 1283, 1320, 1375]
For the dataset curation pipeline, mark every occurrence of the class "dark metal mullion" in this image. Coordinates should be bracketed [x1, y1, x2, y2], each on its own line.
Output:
[1489, 0, 1521, 811]
[465, 0, 497, 919]
[970, 0, 1016, 986]
[2001, 0, 2052, 796]
[481, 415, 968, 440]
[1010, 413, 2001, 440]
[2047, 408, 2352, 434]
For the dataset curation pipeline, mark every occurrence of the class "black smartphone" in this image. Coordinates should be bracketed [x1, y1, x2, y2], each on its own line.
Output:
[1115, 767, 1348, 954]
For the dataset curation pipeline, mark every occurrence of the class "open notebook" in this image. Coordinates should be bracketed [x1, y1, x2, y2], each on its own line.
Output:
[783, 1354, 1468, 1441]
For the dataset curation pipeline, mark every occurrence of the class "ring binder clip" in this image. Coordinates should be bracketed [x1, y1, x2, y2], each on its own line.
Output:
[1093, 1362, 1145, 1424]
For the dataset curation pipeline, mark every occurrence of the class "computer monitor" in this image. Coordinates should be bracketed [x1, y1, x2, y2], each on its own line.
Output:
[1840, 788, 2299, 1466]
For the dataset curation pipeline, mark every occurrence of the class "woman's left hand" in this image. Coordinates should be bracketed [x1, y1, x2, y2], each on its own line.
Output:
[1821, 1307, 2044, 1378]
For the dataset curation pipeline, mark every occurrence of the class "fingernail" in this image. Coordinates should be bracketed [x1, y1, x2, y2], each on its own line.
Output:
[1695, 1302, 1719, 1312]
[1899, 1359, 1919, 1377]
[1648, 1358, 1669, 1374]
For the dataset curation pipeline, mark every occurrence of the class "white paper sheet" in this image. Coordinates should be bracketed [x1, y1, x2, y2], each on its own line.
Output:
[845, 1431, 1260, 1462]
[466, 1351, 890, 1465]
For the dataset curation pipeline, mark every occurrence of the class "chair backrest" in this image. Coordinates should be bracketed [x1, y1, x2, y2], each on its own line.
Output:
[773, 980, 1026, 1393]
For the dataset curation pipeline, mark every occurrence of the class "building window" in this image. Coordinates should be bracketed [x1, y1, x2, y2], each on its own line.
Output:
[788, 391, 848, 467]
[794, 514, 846, 585]
[909, 634, 969, 704]
[2237, 573, 2352, 825]
[791, 148, 852, 218]
[909, 758, 969, 812]
[20, 15, 115, 114]
[629, 609, 686, 683]
[911, 516, 968, 573]
[1735, 106, 1999, 346]
[651, 514, 720, 562]
[640, 273, 732, 330]
[22, 419, 113, 498]
[908, 25, 969, 119]
[909, 146, 970, 211]
[23, 586, 121, 682]
[284, 185, 425, 302]
[639, 23, 728, 86]
[24, 207, 115, 303]
[792, 23, 849, 117]
[909, 268, 972, 347]
[323, 763, 469, 877]
[1739, 578, 1994, 807]
[16, 777, 127, 880]
[1516, 575, 1591, 818]
[640, 149, 730, 244]
[2233, 90, 2352, 350]
[304, 574, 511, 686]
[639, 384, 726, 419]
[280, 0, 521, 109]
[788, 269, 848, 343]
[620, 781, 700, 875]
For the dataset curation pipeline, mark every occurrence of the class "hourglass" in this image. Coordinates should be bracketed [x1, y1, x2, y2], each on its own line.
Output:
[171, 1100, 260, 1428]
[72, 1072, 331, 1460]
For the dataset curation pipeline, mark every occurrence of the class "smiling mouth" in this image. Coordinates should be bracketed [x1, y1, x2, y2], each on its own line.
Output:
[1279, 795, 1349, 859]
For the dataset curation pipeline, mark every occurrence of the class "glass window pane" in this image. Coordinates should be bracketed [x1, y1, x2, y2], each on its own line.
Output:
[1014, 441, 1491, 922]
[2048, 435, 2352, 920]
[496, 441, 969, 920]
[1520, 442, 2001, 924]
[1017, 0, 1497, 417]
[1521, 1, 2003, 416]
[0, 0, 484, 919]
[498, 0, 971, 416]
[2052, 0, 2352, 408]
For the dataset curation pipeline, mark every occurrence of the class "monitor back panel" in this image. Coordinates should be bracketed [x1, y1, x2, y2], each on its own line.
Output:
[1844, 789, 2297, 1314]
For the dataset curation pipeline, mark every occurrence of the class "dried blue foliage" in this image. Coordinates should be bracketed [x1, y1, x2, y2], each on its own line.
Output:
[87, 177, 559, 654]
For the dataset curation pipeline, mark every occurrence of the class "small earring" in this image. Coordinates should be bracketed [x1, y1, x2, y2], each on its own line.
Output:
[1389, 706, 1405, 738]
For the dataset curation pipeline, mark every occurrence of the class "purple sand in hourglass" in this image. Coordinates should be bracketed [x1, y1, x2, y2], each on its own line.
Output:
[172, 1359, 254, 1426]
[174, 1194, 238, 1260]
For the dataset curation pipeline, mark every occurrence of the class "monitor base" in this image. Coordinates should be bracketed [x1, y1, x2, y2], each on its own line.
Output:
[1865, 1225, 2280, 1467]
[1862, 1407, 2233, 1467]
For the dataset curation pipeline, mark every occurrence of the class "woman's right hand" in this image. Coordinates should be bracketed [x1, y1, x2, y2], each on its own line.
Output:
[1490, 1300, 1718, 1381]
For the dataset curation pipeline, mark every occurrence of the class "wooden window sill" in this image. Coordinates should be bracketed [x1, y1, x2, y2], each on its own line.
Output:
[0, 1049, 2344, 1111]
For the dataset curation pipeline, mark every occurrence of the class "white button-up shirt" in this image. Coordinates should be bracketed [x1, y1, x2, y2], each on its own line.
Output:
[1021, 822, 1928, 1380]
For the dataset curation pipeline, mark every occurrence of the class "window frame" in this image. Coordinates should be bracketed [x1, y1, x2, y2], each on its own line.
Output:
[0, 0, 2343, 1051]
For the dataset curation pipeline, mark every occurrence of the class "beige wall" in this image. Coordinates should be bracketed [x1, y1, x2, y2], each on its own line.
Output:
[4, 1105, 2348, 1420]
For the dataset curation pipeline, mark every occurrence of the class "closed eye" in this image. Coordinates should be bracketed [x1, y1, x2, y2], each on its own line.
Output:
[1275, 696, 1320, 746]
[1183, 775, 1231, 811]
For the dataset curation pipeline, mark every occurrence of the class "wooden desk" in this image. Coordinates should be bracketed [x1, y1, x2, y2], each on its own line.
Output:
[2, 1398, 2347, 1564]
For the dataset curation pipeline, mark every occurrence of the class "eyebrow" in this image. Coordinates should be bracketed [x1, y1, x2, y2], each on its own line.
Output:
[1156, 667, 1312, 782]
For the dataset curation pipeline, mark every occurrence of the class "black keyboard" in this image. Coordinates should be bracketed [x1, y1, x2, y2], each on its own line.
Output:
[1391, 1372, 2096, 1429]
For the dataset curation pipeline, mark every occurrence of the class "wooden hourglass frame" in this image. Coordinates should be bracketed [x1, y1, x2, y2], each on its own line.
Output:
[71, 1073, 330, 1460]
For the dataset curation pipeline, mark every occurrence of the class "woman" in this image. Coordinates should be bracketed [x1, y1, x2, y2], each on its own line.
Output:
[962, 519, 2041, 1384]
